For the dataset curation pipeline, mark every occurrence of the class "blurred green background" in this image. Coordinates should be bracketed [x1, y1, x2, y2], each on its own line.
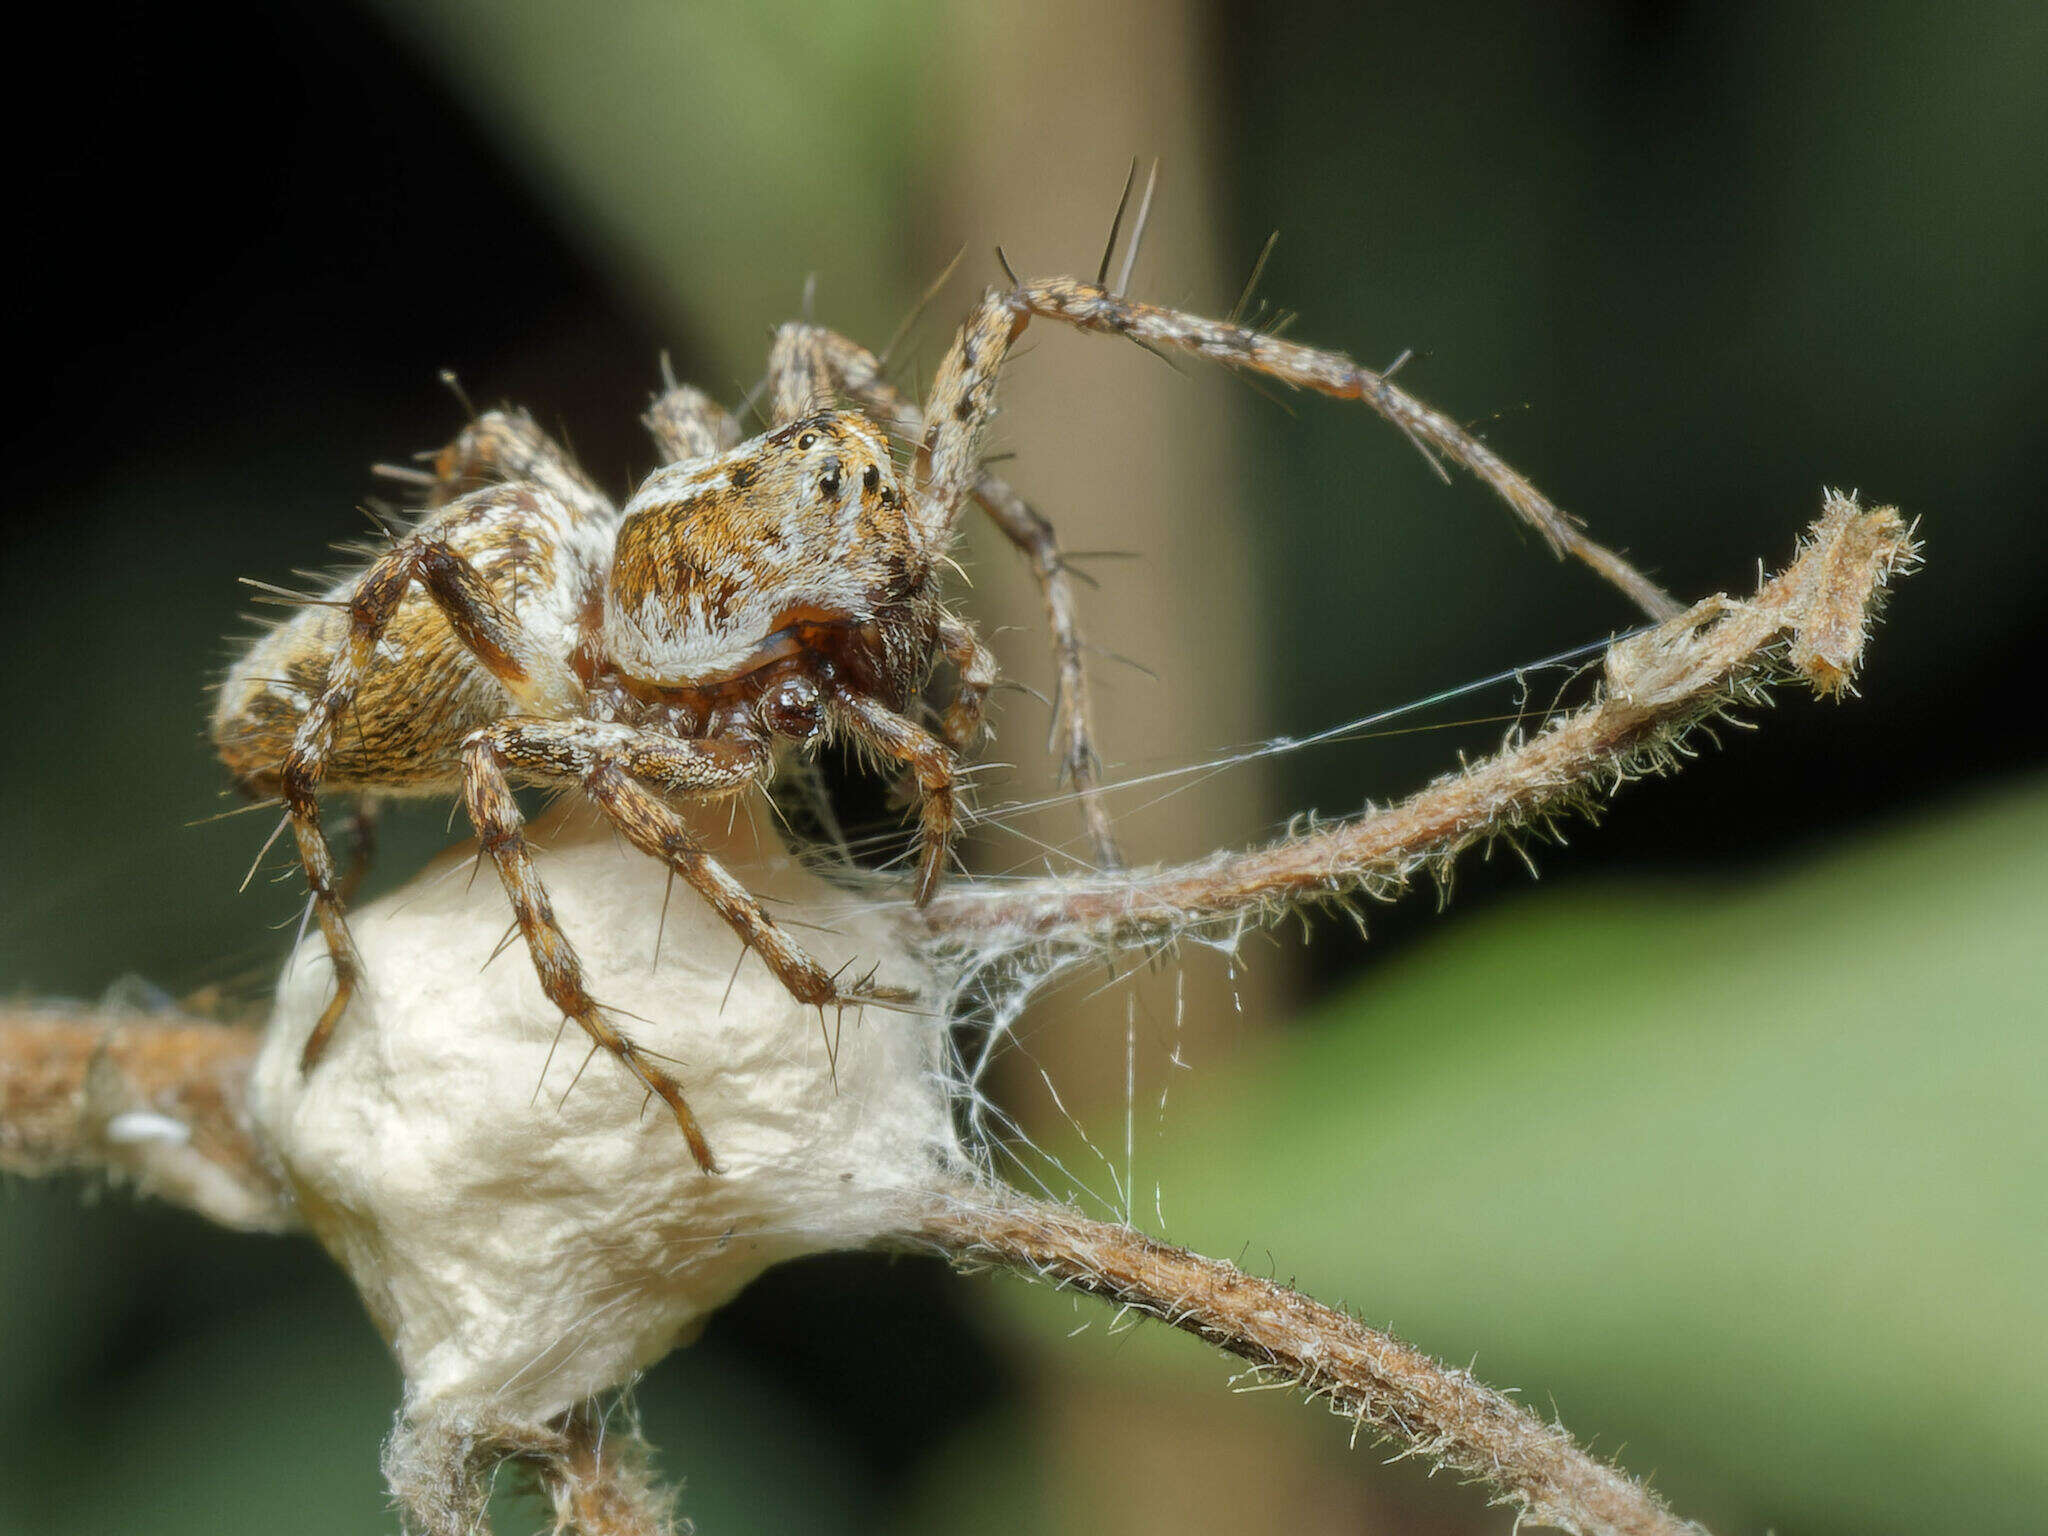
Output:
[3, 2, 2043, 1532]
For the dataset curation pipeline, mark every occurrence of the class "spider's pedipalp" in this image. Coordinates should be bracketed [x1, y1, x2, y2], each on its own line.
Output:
[934, 613, 997, 757]
[828, 689, 962, 909]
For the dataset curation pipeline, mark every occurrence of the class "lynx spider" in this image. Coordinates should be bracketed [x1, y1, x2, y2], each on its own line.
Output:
[214, 172, 1662, 1174]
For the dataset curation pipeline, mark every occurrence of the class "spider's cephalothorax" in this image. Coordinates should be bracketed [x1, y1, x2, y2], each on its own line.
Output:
[218, 266, 1471, 1172]
[590, 411, 942, 748]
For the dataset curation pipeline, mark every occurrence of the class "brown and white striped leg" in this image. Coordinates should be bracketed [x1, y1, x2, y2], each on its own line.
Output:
[766, 324, 837, 425]
[993, 276, 1681, 622]
[830, 691, 962, 908]
[462, 717, 914, 1170]
[957, 475, 1121, 869]
[420, 408, 615, 524]
[765, 322, 1123, 869]
[935, 612, 996, 757]
[578, 749, 901, 1010]
[643, 379, 741, 465]
[283, 513, 581, 1072]
[460, 722, 742, 1172]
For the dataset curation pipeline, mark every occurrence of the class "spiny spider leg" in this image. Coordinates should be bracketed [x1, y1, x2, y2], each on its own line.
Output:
[828, 691, 963, 908]
[934, 614, 996, 756]
[460, 721, 730, 1173]
[421, 407, 615, 523]
[954, 474, 1116, 862]
[990, 276, 1681, 622]
[281, 496, 585, 1072]
[644, 381, 742, 465]
[765, 321, 1123, 871]
[338, 412, 609, 915]
[463, 716, 915, 1171]
[766, 325, 837, 425]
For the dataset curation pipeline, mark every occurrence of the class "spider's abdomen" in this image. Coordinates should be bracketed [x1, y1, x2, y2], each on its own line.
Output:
[602, 409, 927, 690]
[212, 483, 602, 797]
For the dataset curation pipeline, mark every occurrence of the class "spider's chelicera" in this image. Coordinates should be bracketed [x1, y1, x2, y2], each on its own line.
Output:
[213, 269, 1532, 1173]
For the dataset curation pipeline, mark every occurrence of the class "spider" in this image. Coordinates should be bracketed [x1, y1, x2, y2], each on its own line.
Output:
[213, 203, 1556, 1174]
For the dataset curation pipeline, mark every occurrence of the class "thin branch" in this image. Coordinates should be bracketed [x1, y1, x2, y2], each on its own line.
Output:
[916, 493, 1915, 948]
[916, 1187, 1704, 1536]
[0, 1003, 288, 1230]
[2, 1001, 1712, 1533]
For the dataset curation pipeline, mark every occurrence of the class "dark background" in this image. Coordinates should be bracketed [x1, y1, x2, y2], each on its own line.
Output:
[3, 3, 2042, 1533]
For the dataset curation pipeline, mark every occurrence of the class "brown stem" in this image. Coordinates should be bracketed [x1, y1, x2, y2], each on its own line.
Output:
[917, 494, 1915, 948]
[917, 1188, 1705, 1536]
[535, 1402, 676, 1536]
[0, 1003, 288, 1230]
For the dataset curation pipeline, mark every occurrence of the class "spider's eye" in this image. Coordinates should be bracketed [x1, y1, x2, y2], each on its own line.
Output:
[796, 431, 818, 451]
[861, 463, 881, 494]
[819, 468, 842, 498]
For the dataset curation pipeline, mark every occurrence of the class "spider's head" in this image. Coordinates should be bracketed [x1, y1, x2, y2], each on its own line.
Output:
[604, 408, 921, 687]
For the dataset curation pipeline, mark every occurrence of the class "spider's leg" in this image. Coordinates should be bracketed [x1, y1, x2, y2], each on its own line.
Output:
[827, 690, 962, 909]
[577, 737, 911, 1008]
[934, 613, 996, 757]
[766, 325, 837, 424]
[643, 382, 741, 465]
[765, 321, 1123, 870]
[415, 408, 617, 526]
[997, 276, 1681, 622]
[282, 512, 583, 1072]
[951, 475, 1119, 868]
[461, 721, 723, 1173]
[333, 796, 381, 908]
[467, 718, 916, 1170]
[902, 291, 1030, 546]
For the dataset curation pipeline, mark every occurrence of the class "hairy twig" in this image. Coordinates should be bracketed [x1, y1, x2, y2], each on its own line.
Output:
[2, 1003, 1702, 1534]
[385, 1400, 676, 1536]
[916, 493, 1913, 950]
[916, 1188, 1701, 1536]
[0, 1002, 287, 1230]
